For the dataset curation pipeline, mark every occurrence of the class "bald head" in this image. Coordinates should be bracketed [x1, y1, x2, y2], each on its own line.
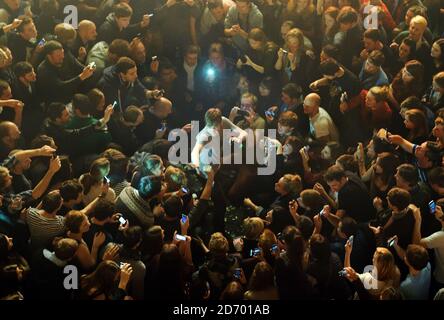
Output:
[78, 20, 97, 42]
[0, 121, 20, 148]
[151, 97, 172, 120]
[303, 93, 321, 117]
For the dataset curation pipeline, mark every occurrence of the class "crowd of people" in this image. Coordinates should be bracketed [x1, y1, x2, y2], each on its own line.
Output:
[0, 0, 444, 301]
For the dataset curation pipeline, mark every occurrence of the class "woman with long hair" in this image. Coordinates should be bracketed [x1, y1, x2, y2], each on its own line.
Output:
[344, 246, 400, 298]
[389, 60, 424, 108]
[322, 6, 340, 46]
[79, 157, 116, 205]
[65, 210, 106, 272]
[431, 38, 444, 75]
[367, 152, 400, 200]
[79, 260, 133, 300]
[362, 86, 393, 133]
[390, 38, 416, 77]
[236, 28, 278, 86]
[275, 28, 316, 92]
[403, 109, 429, 144]
[244, 261, 279, 300]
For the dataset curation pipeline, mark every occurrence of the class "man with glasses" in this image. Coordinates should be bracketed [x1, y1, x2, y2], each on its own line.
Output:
[228, 93, 265, 131]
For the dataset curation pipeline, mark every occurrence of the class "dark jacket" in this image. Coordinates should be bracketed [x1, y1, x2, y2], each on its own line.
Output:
[97, 13, 143, 45]
[98, 65, 148, 110]
[36, 59, 83, 104]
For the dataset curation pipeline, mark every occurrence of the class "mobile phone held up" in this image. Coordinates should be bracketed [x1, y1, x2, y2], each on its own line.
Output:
[103, 176, 110, 184]
[233, 268, 241, 279]
[118, 216, 127, 227]
[250, 248, 261, 257]
[181, 187, 189, 194]
[265, 110, 275, 118]
[429, 200, 437, 214]
[181, 214, 187, 224]
[175, 234, 187, 241]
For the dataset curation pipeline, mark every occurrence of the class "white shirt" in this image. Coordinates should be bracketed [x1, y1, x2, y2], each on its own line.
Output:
[309, 107, 340, 142]
[423, 230, 444, 283]
[183, 62, 197, 92]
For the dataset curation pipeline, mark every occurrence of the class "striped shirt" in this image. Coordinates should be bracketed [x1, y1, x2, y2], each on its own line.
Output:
[27, 208, 65, 249]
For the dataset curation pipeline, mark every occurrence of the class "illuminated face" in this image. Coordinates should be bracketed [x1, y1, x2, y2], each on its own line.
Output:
[281, 92, 292, 105]
[258, 84, 270, 97]
[79, 217, 91, 234]
[185, 53, 198, 67]
[324, 14, 336, 29]
[248, 39, 262, 50]
[286, 37, 300, 53]
[132, 42, 146, 64]
[274, 177, 287, 194]
[121, 66, 138, 83]
[405, 9, 414, 25]
[0, 85, 12, 99]
[399, 42, 411, 60]
[210, 6, 225, 21]
[431, 42, 442, 59]
[409, 22, 425, 41]
[236, 1, 251, 15]
[364, 60, 378, 74]
[117, 16, 131, 30]
[363, 38, 376, 51]
[23, 69, 37, 83]
[327, 179, 344, 193]
[433, 117, 444, 140]
[209, 52, 223, 68]
[240, 97, 254, 113]
[59, 108, 71, 125]
[85, 25, 97, 41]
[20, 21, 37, 41]
[404, 116, 414, 129]
[365, 92, 377, 110]
[401, 67, 415, 83]
[49, 48, 65, 67]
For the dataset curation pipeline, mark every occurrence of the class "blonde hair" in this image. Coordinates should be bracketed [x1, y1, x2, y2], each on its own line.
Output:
[368, 86, 389, 102]
[373, 247, 400, 286]
[243, 217, 264, 239]
[209, 232, 229, 254]
[258, 229, 277, 251]
[165, 166, 187, 192]
[285, 28, 305, 51]
[410, 15, 427, 28]
[281, 174, 303, 195]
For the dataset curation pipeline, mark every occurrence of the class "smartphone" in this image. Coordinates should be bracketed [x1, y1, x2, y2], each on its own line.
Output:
[119, 262, 125, 268]
[88, 61, 96, 69]
[429, 200, 436, 214]
[340, 91, 349, 103]
[38, 38, 46, 46]
[250, 248, 261, 257]
[233, 268, 241, 279]
[118, 216, 127, 226]
[160, 121, 167, 131]
[181, 214, 187, 224]
[387, 238, 395, 247]
[148, 13, 154, 17]
[282, 49, 288, 55]
[277, 232, 284, 242]
[265, 110, 275, 118]
[304, 146, 310, 153]
[348, 235, 354, 247]
[192, 193, 198, 200]
[319, 209, 325, 217]
[338, 269, 348, 277]
[151, 56, 158, 61]
[271, 244, 279, 253]
[175, 234, 187, 241]
[103, 176, 110, 184]
[112, 101, 118, 109]
[181, 187, 189, 194]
